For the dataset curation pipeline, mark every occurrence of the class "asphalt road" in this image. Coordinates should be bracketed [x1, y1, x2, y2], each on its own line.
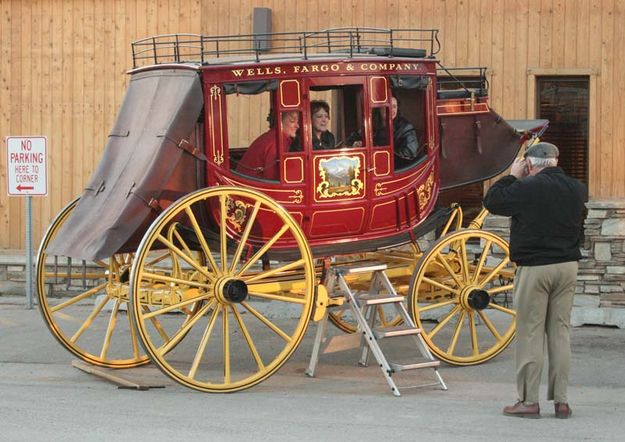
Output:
[1, 298, 624, 441]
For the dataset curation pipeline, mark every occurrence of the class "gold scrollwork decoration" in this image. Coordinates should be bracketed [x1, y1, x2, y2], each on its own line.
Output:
[417, 172, 435, 210]
[214, 152, 224, 166]
[288, 190, 304, 204]
[316, 156, 364, 199]
[374, 183, 387, 196]
[210, 84, 221, 100]
[225, 197, 252, 232]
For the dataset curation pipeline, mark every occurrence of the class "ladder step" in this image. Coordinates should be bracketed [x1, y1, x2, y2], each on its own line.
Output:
[373, 325, 422, 339]
[389, 360, 440, 372]
[358, 293, 404, 305]
[336, 263, 387, 275]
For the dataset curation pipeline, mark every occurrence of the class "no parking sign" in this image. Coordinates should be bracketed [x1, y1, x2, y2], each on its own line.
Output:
[6, 136, 48, 196]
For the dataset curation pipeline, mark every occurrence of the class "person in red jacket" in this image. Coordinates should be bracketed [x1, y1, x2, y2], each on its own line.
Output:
[236, 110, 300, 181]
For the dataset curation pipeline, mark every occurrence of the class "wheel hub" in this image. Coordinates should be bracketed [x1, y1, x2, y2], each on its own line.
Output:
[459, 285, 491, 311]
[215, 277, 248, 304]
[466, 289, 490, 310]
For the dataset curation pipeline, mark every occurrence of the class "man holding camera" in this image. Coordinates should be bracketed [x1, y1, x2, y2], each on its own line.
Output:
[484, 142, 586, 419]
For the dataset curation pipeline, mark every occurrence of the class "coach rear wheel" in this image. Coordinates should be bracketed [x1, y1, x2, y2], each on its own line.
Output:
[408, 229, 516, 365]
[36, 198, 150, 368]
[130, 186, 315, 393]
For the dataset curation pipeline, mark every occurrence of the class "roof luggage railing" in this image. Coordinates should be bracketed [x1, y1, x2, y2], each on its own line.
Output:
[436, 65, 489, 99]
[131, 28, 441, 68]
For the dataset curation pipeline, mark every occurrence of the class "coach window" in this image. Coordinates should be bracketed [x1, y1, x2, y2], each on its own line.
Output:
[225, 80, 294, 181]
[390, 75, 430, 169]
[306, 84, 366, 149]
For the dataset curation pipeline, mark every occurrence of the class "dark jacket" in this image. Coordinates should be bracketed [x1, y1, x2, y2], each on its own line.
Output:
[312, 131, 336, 150]
[393, 116, 419, 160]
[290, 130, 335, 151]
[483, 167, 586, 266]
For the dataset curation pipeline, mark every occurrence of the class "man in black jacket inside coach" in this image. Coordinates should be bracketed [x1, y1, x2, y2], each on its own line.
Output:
[484, 142, 586, 420]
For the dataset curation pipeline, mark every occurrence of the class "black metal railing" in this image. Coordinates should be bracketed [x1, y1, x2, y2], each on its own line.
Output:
[436, 65, 489, 98]
[131, 28, 441, 68]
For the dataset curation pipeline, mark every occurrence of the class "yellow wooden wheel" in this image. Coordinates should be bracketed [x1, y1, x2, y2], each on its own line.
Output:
[129, 186, 315, 392]
[408, 229, 516, 365]
[36, 198, 150, 368]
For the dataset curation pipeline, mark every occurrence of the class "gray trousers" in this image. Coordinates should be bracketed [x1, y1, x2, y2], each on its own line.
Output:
[513, 261, 578, 404]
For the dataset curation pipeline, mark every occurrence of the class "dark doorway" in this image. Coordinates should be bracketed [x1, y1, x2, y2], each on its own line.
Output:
[536, 76, 589, 186]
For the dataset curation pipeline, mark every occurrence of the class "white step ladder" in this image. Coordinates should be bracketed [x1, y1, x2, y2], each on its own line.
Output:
[306, 263, 447, 397]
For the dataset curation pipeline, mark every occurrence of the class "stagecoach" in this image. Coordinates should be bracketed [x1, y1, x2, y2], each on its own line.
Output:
[36, 28, 547, 393]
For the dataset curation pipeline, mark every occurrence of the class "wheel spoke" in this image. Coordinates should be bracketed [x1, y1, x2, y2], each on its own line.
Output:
[171, 224, 194, 258]
[232, 305, 265, 370]
[127, 306, 140, 359]
[145, 251, 172, 268]
[477, 257, 510, 287]
[70, 294, 110, 343]
[142, 305, 171, 342]
[142, 296, 207, 320]
[469, 312, 479, 356]
[487, 284, 514, 295]
[420, 276, 460, 296]
[215, 195, 226, 273]
[428, 305, 461, 339]
[241, 301, 292, 342]
[140, 271, 209, 290]
[247, 291, 307, 304]
[157, 301, 214, 355]
[223, 304, 231, 383]
[457, 238, 470, 281]
[50, 282, 108, 313]
[447, 310, 466, 355]
[100, 299, 121, 359]
[229, 201, 261, 274]
[488, 302, 517, 317]
[156, 234, 214, 281]
[188, 303, 221, 379]
[418, 299, 456, 312]
[435, 252, 464, 287]
[244, 259, 306, 283]
[471, 240, 492, 283]
[184, 206, 220, 276]
[236, 224, 290, 276]
[477, 310, 503, 341]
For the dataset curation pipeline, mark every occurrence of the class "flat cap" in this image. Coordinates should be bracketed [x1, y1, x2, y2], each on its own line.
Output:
[523, 142, 559, 159]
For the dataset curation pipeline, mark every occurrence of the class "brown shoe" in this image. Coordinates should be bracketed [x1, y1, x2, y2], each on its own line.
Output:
[555, 402, 572, 419]
[503, 401, 540, 418]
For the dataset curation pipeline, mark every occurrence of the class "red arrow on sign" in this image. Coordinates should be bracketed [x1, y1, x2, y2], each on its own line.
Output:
[16, 184, 34, 191]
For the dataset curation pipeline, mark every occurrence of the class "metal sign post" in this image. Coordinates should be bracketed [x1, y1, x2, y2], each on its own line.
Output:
[6, 136, 48, 309]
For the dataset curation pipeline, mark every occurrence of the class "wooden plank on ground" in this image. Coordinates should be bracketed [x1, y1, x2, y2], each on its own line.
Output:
[72, 360, 166, 390]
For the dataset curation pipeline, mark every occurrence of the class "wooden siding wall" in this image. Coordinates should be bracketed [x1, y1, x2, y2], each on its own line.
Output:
[1, 0, 624, 249]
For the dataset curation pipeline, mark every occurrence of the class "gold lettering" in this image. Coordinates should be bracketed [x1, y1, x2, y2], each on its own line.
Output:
[360, 63, 368, 70]
[293, 65, 301, 73]
[331, 64, 340, 71]
[311, 65, 319, 72]
[389, 64, 397, 70]
[320, 65, 329, 72]
[301, 65, 310, 73]
[232, 69, 244, 77]
[346, 64, 354, 71]
[247, 68, 255, 76]
[275, 67, 282, 74]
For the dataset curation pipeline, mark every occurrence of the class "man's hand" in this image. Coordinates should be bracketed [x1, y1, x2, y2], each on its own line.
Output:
[510, 158, 528, 179]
